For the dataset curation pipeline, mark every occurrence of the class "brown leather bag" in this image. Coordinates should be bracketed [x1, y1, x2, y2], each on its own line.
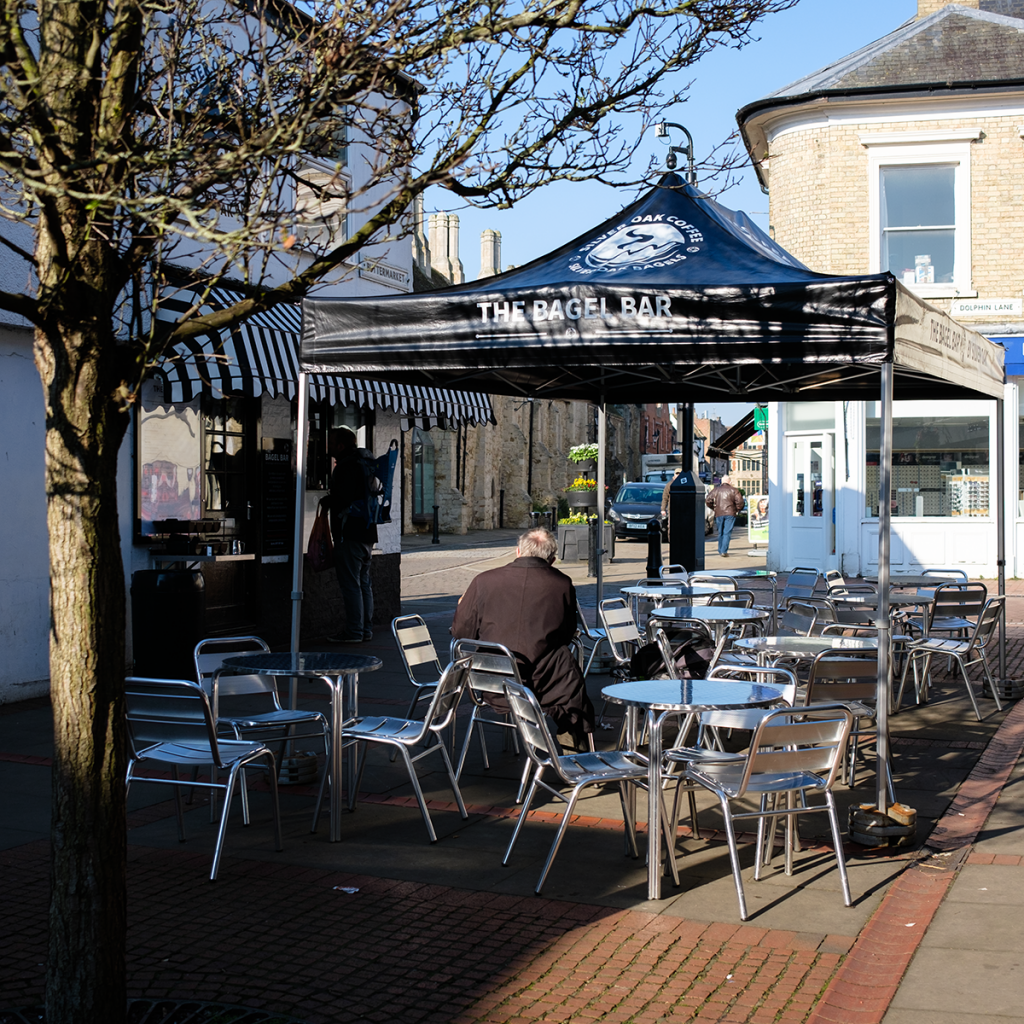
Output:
[305, 502, 334, 572]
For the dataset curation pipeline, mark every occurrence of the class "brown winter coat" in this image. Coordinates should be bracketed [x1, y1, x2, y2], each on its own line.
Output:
[451, 556, 594, 736]
[706, 482, 745, 518]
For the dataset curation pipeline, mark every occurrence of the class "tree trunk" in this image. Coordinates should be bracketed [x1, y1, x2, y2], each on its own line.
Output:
[39, 317, 130, 1024]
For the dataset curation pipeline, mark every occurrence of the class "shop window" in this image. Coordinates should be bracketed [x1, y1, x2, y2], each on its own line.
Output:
[412, 427, 435, 521]
[865, 403, 990, 518]
[305, 402, 367, 490]
[862, 132, 977, 298]
[203, 394, 249, 518]
[881, 165, 955, 285]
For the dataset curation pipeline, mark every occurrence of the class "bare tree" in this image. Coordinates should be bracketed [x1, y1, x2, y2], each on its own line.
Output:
[0, 0, 797, 1019]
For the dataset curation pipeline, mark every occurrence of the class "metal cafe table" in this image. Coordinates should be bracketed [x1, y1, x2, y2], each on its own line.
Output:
[222, 650, 382, 843]
[733, 634, 879, 664]
[698, 568, 779, 628]
[648, 605, 770, 660]
[601, 677, 784, 901]
[619, 584, 720, 623]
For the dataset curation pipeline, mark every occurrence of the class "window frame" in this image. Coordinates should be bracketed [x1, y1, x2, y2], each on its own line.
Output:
[862, 130, 978, 299]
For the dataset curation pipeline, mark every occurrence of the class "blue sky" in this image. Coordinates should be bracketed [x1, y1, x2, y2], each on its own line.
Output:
[425, 0, 918, 425]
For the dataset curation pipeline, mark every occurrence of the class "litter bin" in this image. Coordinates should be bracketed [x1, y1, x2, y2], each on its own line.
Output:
[668, 471, 706, 573]
[131, 569, 206, 680]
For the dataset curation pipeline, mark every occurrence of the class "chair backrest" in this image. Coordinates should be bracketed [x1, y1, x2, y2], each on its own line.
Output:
[688, 574, 737, 593]
[707, 589, 755, 609]
[969, 595, 1005, 650]
[922, 568, 969, 585]
[804, 653, 878, 705]
[501, 680, 561, 772]
[419, 657, 472, 734]
[451, 638, 522, 695]
[125, 676, 223, 764]
[392, 614, 443, 684]
[778, 600, 819, 636]
[707, 663, 799, 706]
[599, 597, 642, 667]
[825, 570, 877, 597]
[927, 582, 987, 627]
[780, 568, 820, 605]
[193, 636, 275, 711]
[660, 564, 689, 580]
[727, 704, 854, 798]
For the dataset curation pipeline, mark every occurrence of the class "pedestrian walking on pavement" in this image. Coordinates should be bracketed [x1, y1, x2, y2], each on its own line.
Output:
[706, 475, 745, 557]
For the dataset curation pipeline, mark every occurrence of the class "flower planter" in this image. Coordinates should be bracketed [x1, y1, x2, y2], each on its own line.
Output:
[566, 490, 597, 508]
[571, 458, 596, 471]
[557, 523, 615, 563]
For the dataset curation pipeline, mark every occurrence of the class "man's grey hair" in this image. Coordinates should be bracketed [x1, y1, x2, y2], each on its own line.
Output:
[721, 475, 732, 485]
[518, 527, 557, 561]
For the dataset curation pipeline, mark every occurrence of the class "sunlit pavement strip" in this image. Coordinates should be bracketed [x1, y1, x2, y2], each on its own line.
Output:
[805, 698, 1024, 1024]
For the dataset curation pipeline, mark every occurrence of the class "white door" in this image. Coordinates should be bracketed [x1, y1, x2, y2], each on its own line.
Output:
[787, 434, 835, 570]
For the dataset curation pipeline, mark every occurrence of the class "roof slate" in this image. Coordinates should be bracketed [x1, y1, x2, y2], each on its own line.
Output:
[757, 4, 1024, 104]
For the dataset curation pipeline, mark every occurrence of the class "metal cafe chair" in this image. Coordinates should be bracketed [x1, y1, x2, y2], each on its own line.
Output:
[391, 613, 445, 717]
[803, 652, 893, 799]
[575, 600, 610, 679]
[501, 680, 677, 894]
[898, 596, 1006, 720]
[451, 638, 526, 785]
[124, 676, 283, 881]
[340, 657, 471, 843]
[682, 703, 855, 921]
[659, 564, 689, 581]
[193, 636, 329, 827]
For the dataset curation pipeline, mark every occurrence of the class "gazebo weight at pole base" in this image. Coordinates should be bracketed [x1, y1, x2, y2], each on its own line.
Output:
[848, 802, 916, 848]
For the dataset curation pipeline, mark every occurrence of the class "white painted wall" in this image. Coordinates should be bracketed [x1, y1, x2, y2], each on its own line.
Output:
[0, 326, 50, 701]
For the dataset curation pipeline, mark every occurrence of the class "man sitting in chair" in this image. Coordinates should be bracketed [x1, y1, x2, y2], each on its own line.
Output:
[451, 527, 595, 751]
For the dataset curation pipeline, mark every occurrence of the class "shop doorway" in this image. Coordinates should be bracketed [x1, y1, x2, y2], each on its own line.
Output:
[787, 434, 835, 570]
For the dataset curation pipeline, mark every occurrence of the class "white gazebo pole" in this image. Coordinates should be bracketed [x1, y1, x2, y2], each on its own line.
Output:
[997, 395, 1006, 681]
[597, 398, 607, 606]
[876, 362, 893, 814]
[290, 372, 310, 686]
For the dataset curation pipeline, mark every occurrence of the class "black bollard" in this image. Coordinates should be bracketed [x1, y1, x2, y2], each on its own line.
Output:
[587, 515, 598, 578]
[432, 505, 440, 544]
[645, 518, 663, 579]
[531, 510, 540, 529]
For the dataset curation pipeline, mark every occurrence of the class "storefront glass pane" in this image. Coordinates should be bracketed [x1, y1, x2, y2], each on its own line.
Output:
[412, 428, 435, 519]
[865, 409, 990, 518]
[785, 402, 835, 431]
[1017, 391, 1024, 518]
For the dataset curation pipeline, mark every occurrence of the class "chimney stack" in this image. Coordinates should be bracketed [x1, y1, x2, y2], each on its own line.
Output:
[479, 228, 502, 278]
[917, 0, 978, 16]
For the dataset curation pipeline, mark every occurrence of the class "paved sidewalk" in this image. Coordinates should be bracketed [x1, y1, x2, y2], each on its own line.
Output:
[2, 532, 1023, 1023]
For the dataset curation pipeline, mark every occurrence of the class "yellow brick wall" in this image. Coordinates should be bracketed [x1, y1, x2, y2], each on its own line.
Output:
[917, 0, 978, 16]
[767, 113, 1024, 321]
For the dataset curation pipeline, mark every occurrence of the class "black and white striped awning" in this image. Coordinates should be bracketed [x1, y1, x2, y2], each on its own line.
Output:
[156, 287, 493, 427]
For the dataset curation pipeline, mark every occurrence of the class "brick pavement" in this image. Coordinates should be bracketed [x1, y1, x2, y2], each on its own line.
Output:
[3, 552, 1024, 1023]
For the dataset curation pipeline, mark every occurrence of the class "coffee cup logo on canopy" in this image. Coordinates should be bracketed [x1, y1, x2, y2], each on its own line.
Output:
[569, 215, 703, 275]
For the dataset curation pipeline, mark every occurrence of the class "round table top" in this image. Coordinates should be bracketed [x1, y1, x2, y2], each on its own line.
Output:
[222, 651, 383, 676]
[696, 568, 777, 579]
[649, 605, 770, 623]
[601, 678, 783, 712]
[734, 635, 878, 656]
[830, 592, 932, 607]
[863, 574, 951, 588]
[620, 584, 720, 598]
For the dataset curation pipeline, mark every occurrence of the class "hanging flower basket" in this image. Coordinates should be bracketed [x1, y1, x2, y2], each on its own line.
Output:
[566, 490, 598, 508]
[568, 443, 600, 465]
[573, 458, 596, 471]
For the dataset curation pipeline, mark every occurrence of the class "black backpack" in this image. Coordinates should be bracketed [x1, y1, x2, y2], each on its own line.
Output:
[346, 451, 385, 529]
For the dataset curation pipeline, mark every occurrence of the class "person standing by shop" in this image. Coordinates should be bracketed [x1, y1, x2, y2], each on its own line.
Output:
[324, 426, 377, 643]
[705, 475, 744, 557]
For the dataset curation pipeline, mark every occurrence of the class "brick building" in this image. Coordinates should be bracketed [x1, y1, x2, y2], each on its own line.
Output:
[737, 0, 1024, 575]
